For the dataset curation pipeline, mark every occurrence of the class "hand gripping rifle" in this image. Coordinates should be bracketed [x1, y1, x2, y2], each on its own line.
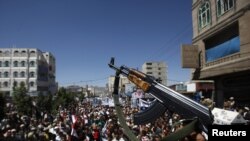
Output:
[108, 58, 213, 140]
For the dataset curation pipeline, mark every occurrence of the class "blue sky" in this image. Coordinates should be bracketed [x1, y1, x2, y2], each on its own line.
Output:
[0, 0, 193, 87]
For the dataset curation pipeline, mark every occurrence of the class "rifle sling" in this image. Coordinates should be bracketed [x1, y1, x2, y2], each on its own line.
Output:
[113, 72, 139, 141]
[162, 118, 199, 141]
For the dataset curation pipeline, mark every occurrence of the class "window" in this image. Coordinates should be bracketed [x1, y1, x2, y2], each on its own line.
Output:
[156, 78, 162, 83]
[4, 61, 9, 67]
[4, 51, 10, 57]
[0, 72, 1, 78]
[21, 61, 26, 67]
[217, 0, 234, 16]
[13, 61, 18, 67]
[49, 65, 52, 71]
[30, 50, 36, 57]
[205, 22, 239, 62]
[30, 72, 35, 78]
[146, 63, 152, 65]
[146, 67, 152, 70]
[198, 1, 211, 29]
[4, 71, 9, 77]
[158, 72, 161, 75]
[30, 81, 35, 87]
[14, 50, 19, 56]
[0, 61, 2, 67]
[13, 71, 18, 78]
[3, 82, 8, 87]
[147, 72, 153, 75]
[21, 50, 27, 56]
[0, 51, 3, 57]
[20, 71, 25, 77]
[30, 61, 35, 67]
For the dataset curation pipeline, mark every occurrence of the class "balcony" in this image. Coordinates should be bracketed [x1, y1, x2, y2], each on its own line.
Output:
[197, 52, 250, 79]
[205, 53, 241, 67]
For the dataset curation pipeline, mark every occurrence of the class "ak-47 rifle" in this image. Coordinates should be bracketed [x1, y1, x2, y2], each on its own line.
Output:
[108, 58, 213, 134]
[108, 58, 248, 141]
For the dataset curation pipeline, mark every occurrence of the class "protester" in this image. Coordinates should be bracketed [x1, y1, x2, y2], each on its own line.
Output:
[1, 94, 249, 141]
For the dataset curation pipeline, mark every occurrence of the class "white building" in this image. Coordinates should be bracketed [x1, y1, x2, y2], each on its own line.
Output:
[108, 75, 132, 94]
[87, 86, 107, 97]
[0, 48, 57, 96]
[142, 62, 167, 86]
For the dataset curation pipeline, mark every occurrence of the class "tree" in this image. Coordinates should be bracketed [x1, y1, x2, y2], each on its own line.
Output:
[36, 92, 53, 114]
[12, 81, 18, 90]
[78, 92, 85, 102]
[13, 82, 33, 116]
[52, 87, 75, 113]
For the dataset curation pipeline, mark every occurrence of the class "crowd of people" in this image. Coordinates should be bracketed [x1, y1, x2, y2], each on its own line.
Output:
[200, 96, 250, 120]
[0, 95, 249, 141]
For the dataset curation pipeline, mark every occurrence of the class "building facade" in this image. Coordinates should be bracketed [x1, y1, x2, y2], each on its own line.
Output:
[108, 75, 132, 94]
[0, 48, 57, 96]
[182, 0, 250, 107]
[186, 80, 214, 98]
[142, 62, 167, 86]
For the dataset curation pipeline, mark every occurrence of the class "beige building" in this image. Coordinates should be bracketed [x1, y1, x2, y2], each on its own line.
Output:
[108, 75, 132, 94]
[142, 62, 167, 86]
[182, 0, 250, 107]
[0, 48, 57, 96]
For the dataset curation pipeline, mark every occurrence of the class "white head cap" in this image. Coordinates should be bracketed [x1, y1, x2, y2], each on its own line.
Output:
[244, 107, 249, 111]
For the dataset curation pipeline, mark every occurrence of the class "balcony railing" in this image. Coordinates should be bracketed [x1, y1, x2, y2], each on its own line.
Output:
[205, 53, 241, 67]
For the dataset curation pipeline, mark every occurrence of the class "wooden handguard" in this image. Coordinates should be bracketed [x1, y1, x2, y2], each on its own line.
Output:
[130, 69, 146, 78]
[128, 74, 150, 91]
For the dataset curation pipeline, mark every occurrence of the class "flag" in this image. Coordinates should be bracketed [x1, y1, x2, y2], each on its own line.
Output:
[71, 115, 78, 138]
